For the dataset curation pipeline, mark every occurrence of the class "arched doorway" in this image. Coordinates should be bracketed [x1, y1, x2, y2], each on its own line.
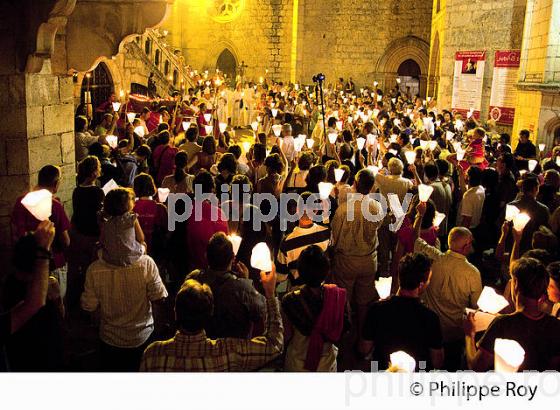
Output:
[216, 48, 237, 86]
[80, 61, 114, 127]
[397, 59, 421, 98]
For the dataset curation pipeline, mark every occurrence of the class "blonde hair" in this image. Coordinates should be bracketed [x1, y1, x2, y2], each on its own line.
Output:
[388, 157, 404, 176]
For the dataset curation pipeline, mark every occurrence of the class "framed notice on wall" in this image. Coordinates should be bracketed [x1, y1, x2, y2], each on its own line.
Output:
[451, 51, 486, 120]
[489, 50, 521, 125]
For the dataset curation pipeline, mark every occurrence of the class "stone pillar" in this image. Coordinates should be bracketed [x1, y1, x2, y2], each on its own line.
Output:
[0, 66, 75, 270]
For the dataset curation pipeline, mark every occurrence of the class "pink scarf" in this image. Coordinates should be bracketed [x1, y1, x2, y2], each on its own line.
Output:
[304, 284, 346, 371]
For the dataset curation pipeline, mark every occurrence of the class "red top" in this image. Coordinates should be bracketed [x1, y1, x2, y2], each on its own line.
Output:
[146, 112, 161, 132]
[186, 200, 229, 270]
[397, 216, 439, 254]
[153, 144, 179, 186]
[133, 199, 168, 252]
[12, 195, 71, 269]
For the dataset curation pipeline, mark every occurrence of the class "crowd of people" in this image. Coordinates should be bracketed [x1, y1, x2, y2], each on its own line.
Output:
[3, 75, 560, 372]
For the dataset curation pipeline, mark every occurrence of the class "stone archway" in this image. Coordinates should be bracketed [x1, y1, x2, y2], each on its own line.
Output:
[216, 48, 238, 86]
[375, 36, 430, 97]
[541, 115, 560, 149]
[80, 62, 115, 126]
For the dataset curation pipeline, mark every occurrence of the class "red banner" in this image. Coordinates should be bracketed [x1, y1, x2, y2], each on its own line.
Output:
[489, 50, 520, 125]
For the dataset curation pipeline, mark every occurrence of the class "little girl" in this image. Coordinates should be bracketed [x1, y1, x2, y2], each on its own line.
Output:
[99, 187, 146, 266]
[460, 127, 488, 171]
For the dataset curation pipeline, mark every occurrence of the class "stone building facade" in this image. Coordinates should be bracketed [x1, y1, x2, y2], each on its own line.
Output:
[163, 0, 433, 92]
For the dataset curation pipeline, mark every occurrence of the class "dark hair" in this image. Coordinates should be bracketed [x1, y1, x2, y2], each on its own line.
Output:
[421, 199, 436, 230]
[38, 165, 61, 189]
[158, 130, 170, 145]
[174, 151, 189, 183]
[133, 173, 156, 198]
[424, 164, 439, 181]
[511, 257, 548, 299]
[75, 115, 88, 132]
[297, 245, 330, 287]
[207, 232, 234, 270]
[467, 166, 483, 186]
[231, 174, 252, 194]
[264, 153, 284, 175]
[435, 159, 450, 177]
[398, 252, 432, 291]
[399, 132, 410, 146]
[175, 279, 214, 332]
[193, 169, 215, 194]
[186, 127, 198, 142]
[103, 187, 133, 217]
[521, 249, 553, 266]
[548, 262, 560, 287]
[327, 117, 337, 128]
[253, 143, 266, 163]
[217, 153, 237, 175]
[135, 144, 152, 159]
[519, 129, 530, 139]
[157, 123, 169, 132]
[77, 156, 100, 184]
[228, 144, 242, 160]
[306, 165, 327, 193]
[202, 136, 216, 155]
[521, 176, 539, 194]
[355, 169, 375, 195]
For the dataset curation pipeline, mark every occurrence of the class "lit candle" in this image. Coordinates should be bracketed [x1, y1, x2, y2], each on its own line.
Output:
[428, 141, 438, 151]
[251, 121, 259, 132]
[367, 165, 379, 176]
[433, 211, 446, 228]
[157, 188, 170, 203]
[328, 133, 338, 145]
[446, 131, 455, 141]
[204, 125, 214, 135]
[204, 113, 212, 123]
[227, 234, 242, 256]
[182, 121, 191, 131]
[336, 120, 343, 131]
[272, 124, 282, 137]
[134, 126, 145, 138]
[271, 108, 278, 118]
[528, 159, 538, 172]
[306, 139, 315, 149]
[242, 141, 251, 154]
[126, 113, 136, 124]
[456, 149, 466, 161]
[494, 338, 525, 373]
[513, 212, 531, 231]
[357, 137, 366, 150]
[106, 135, 118, 149]
[389, 351, 415, 373]
[505, 205, 520, 222]
[250, 242, 272, 272]
[219, 122, 227, 134]
[375, 277, 392, 300]
[112, 102, 121, 112]
[418, 184, 434, 202]
[477, 286, 509, 314]
[318, 182, 334, 200]
[334, 168, 345, 182]
[21, 189, 52, 221]
[404, 150, 416, 165]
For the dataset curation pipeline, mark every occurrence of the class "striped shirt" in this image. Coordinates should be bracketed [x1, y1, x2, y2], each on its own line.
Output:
[139, 297, 283, 372]
[81, 255, 168, 348]
[276, 224, 331, 280]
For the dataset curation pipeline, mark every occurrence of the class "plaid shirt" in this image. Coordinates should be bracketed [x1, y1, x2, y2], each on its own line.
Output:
[140, 298, 283, 372]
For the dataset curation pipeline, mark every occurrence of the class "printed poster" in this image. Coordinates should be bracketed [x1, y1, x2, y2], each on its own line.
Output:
[451, 51, 486, 120]
[489, 50, 521, 125]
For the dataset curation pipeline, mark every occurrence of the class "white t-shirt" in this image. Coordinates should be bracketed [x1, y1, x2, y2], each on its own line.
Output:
[457, 185, 486, 228]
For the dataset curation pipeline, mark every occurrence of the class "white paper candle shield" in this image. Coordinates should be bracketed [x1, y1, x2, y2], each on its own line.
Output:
[182, 121, 191, 131]
[556, 157, 560, 167]
[112, 102, 121, 112]
[433, 211, 446, 228]
[204, 113, 212, 123]
[134, 126, 146, 138]
[390, 134, 398, 144]
[328, 133, 338, 145]
[394, 119, 401, 127]
[455, 119, 464, 131]
[404, 150, 416, 165]
[494, 338, 525, 373]
[271, 108, 278, 118]
[456, 149, 465, 161]
[157, 188, 170, 203]
[242, 141, 251, 154]
[389, 351, 416, 373]
[367, 165, 379, 176]
[446, 131, 455, 141]
[367, 134, 376, 146]
[389, 149, 398, 156]
[375, 277, 392, 300]
[528, 160, 538, 172]
[336, 121, 343, 131]
[306, 139, 315, 149]
[334, 168, 345, 182]
[373, 109, 380, 118]
[272, 124, 282, 137]
[250, 242, 272, 272]
[539, 143, 545, 152]
[102, 179, 119, 195]
[419, 140, 428, 149]
[477, 286, 509, 314]
[418, 184, 434, 202]
[106, 135, 118, 149]
[505, 205, 520, 222]
[513, 212, 531, 231]
[357, 137, 366, 150]
[21, 189, 52, 221]
[251, 121, 259, 131]
[219, 122, 227, 134]
[294, 137, 305, 152]
[318, 182, 334, 200]
[126, 113, 136, 124]
[205, 125, 214, 135]
[227, 234, 242, 256]
[428, 141, 438, 151]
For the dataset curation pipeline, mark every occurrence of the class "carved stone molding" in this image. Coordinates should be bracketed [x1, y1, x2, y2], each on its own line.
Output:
[66, 0, 173, 73]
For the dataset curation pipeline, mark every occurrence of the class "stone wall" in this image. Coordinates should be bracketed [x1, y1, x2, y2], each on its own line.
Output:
[165, 0, 433, 92]
[432, 0, 527, 125]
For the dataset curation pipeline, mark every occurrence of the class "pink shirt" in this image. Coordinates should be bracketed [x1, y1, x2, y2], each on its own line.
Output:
[397, 216, 439, 254]
[186, 200, 228, 270]
[153, 144, 178, 186]
[133, 199, 168, 252]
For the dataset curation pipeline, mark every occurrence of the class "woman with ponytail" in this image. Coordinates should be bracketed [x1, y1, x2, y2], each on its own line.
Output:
[161, 151, 194, 194]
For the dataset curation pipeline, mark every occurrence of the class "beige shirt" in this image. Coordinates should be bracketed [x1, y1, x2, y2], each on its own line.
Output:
[414, 238, 482, 342]
[374, 173, 414, 203]
[457, 185, 485, 228]
[81, 255, 168, 348]
[332, 194, 383, 257]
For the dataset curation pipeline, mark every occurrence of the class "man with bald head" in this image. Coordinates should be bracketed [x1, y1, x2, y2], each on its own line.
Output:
[412, 202, 482, 370]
